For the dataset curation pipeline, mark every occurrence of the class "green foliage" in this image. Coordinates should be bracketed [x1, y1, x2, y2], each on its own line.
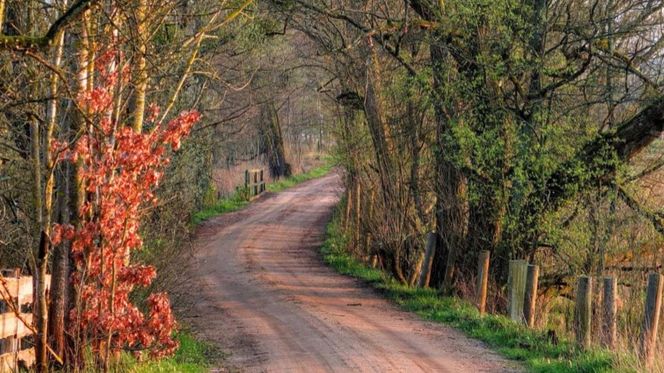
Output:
[321, 209, 621, 373]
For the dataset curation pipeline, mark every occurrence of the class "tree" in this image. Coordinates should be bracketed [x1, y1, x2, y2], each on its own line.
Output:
[271, 0, 664, 294]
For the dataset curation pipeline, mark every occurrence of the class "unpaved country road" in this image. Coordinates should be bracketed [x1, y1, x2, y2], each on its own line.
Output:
[184, 172, 520, 372]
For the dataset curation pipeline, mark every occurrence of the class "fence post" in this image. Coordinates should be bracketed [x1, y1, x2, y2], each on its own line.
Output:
[508, 260, 527, 323]
[524, 264, 539, 328]
[640, 273, 663, 366]
[260, 169, 265, 193]
[244, 169, 250, 195]
[253, 170, 259, 196]
[354, 182, 361, 249]
[417, 232, 437, 288]
[476, 250, 490, 314]
[601, 276, 617, 349]
[575, 276, 592, 349]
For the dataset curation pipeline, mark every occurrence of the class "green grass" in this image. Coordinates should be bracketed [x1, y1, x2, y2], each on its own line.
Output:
[105, 333, 217, 372]
[320, 211, 623, 373]
[192, 191, 249, 225]
[267, 163, 333, 193]
[193, 163, 334, 225]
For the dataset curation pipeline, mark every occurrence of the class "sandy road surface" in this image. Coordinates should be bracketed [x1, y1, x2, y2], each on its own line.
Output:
[184, 173, 520, 372]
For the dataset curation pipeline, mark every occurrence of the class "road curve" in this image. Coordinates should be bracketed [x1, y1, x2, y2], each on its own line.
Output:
[184, 172, 520, 372]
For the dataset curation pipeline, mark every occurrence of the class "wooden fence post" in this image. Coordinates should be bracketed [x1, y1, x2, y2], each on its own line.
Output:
[575, 276, 592, 349]
[253, 170, 259, 196]
[417, 232, 437, 288]
[602, 276, 617, 349]
[476, 250, 490, 314]
[524, 264, 539, 328]
[640, 273, 663, 366]
[354, 182, 361, 249]
[244, 169, 250, 194]
[508, 260, 527, 323]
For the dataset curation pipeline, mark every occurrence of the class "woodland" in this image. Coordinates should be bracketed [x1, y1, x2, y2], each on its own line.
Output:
[0, 0, 662, 372]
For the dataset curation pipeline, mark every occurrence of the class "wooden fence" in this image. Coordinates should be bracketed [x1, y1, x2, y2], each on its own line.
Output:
[0, 269, 49, 372]
[479, 257, 663, 367]
[245, 169, 265, 198]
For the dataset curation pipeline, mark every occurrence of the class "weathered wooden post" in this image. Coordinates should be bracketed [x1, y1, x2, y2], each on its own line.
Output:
[476, 250, 490, 314]
[417, 232, 437, 288]
[575, 276, 592, 349]
[601, 276, 617, 349]
[354, 182, 361, 249]
[508, 260, 528, 323]
[244, 169, 250, 196]
[259, 169, 264, 193]
[253, 170, 259, 196]
[524, 264, 539, 328]
[640, 273, 663, 366]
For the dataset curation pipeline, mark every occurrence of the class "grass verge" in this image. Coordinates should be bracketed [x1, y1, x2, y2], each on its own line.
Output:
[192, 191, 249, 225]
[320, 209, 621, 373]
[193, 163, 334, 225]
[109, 333, 217, 372]
[267, 163, 333, 193]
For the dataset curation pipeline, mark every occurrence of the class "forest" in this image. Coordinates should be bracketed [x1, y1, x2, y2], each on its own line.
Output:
[0, 0, 662, 372]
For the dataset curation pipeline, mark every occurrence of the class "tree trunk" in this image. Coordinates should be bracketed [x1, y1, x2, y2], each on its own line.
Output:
[69, 13, 93, 368]
[363, 38, 394, 203]
[45, 16, 68, 364]
[260, 101, 290, 179]
[130, 0, 148, 132]
[428, 40, 469, 293]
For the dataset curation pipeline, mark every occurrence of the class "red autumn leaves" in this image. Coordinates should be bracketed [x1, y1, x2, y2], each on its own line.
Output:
[52, 48, 199, 360]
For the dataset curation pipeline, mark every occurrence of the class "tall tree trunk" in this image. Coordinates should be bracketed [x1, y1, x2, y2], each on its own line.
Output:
[69, 12, 93, 368]
[363, 38, 394, 203]
[407, 102, 426, 226]
[31, 113, 50, 372]
[130, 0, 148, 132]
[260, 101, 290, 179]
[429, 40, 469, 293]
[46, 14, 68, 363]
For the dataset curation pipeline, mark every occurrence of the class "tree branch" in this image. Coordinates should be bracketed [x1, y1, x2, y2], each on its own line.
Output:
[617, 186, 664, 236]
[529, 96, 664, 217]
[0, 0, 96, 50]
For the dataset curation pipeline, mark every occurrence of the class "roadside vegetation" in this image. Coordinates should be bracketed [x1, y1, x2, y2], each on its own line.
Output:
[193, 163, 333, 225]
[322, 206, 627, 373]
[112, 333, 216, 373]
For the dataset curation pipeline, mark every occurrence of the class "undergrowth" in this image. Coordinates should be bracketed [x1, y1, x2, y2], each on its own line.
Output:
[90, 333, 216, 372]
[129, 333, 217, 373]
[320, 209, 623, 373]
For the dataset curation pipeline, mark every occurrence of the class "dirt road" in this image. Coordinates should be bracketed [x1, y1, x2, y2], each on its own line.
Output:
[185, 173, 520, 372]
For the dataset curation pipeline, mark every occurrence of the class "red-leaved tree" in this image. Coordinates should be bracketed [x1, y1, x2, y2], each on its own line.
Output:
[52, 48, 200, 365]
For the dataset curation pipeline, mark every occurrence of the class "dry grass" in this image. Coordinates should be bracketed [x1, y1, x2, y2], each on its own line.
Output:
[212, 147, 326, 198]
